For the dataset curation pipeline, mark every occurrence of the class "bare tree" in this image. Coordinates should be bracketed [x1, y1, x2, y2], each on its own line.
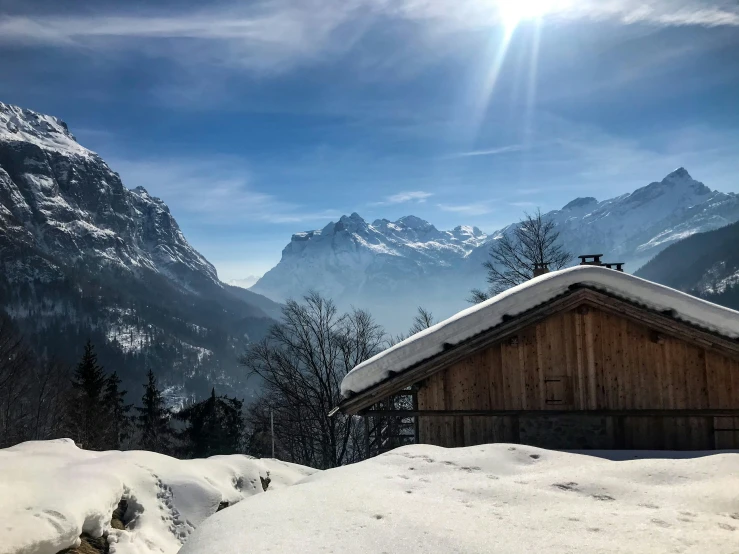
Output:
[241, 292, 385, 469]
[388, 306, 436, 347]
[0, 313, 71, 447]
[0, 314, 34, 447]
[408, 307, 435, 334]
[470, 208, 572, 302]
[29, 359, 71, 441]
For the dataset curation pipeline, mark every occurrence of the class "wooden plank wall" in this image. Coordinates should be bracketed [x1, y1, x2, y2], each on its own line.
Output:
[416, 304, 739, 450]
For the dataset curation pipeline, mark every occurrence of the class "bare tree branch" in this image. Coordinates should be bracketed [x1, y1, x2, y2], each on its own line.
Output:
[240, 291, 385, 469]
[470, 208, 572, 302]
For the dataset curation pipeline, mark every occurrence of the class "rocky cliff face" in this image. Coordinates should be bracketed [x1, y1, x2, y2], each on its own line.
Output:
[0, 101, 217, 289]
[253, 168, 739, 333]
[0, 101, 278, 398]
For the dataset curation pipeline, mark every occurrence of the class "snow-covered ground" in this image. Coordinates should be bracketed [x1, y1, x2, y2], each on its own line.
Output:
[182, 443, 739, 554]
[0, 439, 316, 554]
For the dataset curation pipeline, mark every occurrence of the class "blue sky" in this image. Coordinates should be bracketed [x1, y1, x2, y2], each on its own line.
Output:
[1, 0, 739, 279]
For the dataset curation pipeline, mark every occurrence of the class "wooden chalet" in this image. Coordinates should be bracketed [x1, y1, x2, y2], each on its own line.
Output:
[336, 259, 739, 454]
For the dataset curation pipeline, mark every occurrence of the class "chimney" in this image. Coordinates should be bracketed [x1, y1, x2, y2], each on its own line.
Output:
[578, 254, 603, 266]
[533, 262, 550, 277]
[578, 254, 625, 271]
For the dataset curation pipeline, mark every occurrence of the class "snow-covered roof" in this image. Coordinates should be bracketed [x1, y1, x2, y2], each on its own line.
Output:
[340, 265, 739, 398]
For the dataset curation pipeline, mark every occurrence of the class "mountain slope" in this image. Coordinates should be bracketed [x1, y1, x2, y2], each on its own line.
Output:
[252, 168, 739, 332]
[635, 220, 739, 310]
[0, 101, 277, 397]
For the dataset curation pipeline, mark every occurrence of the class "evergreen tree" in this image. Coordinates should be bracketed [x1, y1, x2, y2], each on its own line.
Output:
[66, 340, 109, 450]
[176, 388, 244, 458]
[134, 369, 173, 454]
[104, 371, 132, 449]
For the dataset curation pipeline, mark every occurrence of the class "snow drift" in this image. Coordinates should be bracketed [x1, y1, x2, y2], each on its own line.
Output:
[181, 443, 739, 554]
[0, 439, 316, 554]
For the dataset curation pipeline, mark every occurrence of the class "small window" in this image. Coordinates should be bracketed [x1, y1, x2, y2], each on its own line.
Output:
[545, 376, 571, 405]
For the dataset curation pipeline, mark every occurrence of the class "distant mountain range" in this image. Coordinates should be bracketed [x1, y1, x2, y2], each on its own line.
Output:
[0, 101, 279, 398]
[229, 275, 262, 289]
[251, 167, 739, 332]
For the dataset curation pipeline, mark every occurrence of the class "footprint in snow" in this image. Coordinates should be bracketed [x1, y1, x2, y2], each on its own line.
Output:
[552, 482, 578, 491]
[651, 519, 671, 528]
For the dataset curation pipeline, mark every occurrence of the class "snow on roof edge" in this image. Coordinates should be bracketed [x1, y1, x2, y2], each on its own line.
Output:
[340, 265, 739, 399]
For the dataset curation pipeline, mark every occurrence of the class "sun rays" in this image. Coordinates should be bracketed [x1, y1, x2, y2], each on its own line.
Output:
[462, 0, 567, 155]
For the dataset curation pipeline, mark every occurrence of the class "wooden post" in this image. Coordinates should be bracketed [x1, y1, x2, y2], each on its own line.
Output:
[364, 416, 371, 458]
[412, 386, 420, 444]
[270, 409, 275, 459]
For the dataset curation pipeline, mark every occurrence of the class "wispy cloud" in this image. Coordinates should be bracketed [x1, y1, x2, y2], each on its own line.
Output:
[437, 202, 493, 216]
[387, 190, 433, 203]
[372, 190, 433, 206]
[450, 144, 523, 158]
[0, 2, 365, 73]
[392, 0, 739, 28]
[111, 156, 340, 225]
[1, 0, 736, 76]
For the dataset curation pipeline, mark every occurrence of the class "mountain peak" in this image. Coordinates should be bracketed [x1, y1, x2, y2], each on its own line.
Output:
[562, 197, 598, 211]
[659, 167, 711, 196]
[329, 213, 368, 234]
[341, 212, 366, 223]
[0, 101, 93, 158]
[665, 167, 691, 180]
[395, 215, 434, 230]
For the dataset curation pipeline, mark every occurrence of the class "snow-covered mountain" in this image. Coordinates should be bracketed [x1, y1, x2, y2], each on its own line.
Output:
[251, 214, 489, 330]
[252, 168, 739, 332]
[0, 101, 279, 396]
[545, 167, 739, 269]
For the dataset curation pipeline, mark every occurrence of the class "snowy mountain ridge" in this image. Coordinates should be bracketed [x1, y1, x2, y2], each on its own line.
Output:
[252, 167, 739, 332]
[0, 100, 277, 396]
[0, 101, 218, 290]
[0, 101, 93, 158]
[251, 212, 489, 327]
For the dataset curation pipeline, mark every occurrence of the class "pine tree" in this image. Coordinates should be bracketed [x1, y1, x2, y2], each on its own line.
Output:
[176, 388, 244, 458]
[66, 340, 109, 450]
[134, 369, 173, 454]
[104, 371, 132, 449]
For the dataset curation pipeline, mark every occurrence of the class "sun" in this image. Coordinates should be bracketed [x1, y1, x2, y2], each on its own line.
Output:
[496, 0, 565, 30]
